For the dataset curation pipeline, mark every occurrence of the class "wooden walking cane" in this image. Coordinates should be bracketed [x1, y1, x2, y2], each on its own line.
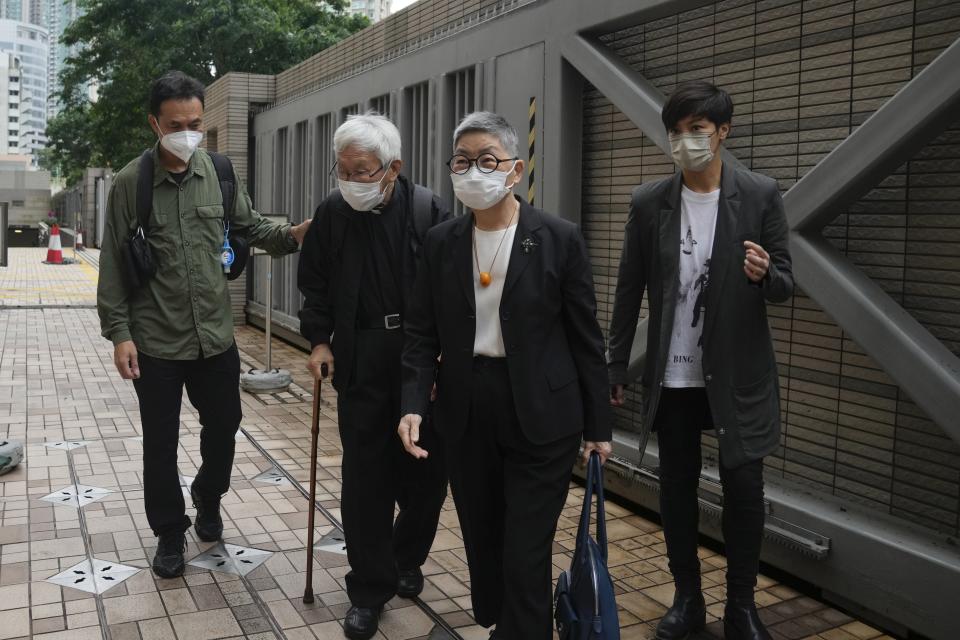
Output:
[303, 369, 324, 604]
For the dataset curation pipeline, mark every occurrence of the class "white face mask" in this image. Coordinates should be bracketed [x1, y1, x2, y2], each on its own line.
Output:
[158, 125, 203, 164]
[451, 162, 518, 211]
[338, 171, 389, 212]
[669, 131, 717, 172]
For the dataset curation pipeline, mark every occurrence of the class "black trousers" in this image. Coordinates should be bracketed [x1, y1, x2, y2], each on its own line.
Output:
[654, 387, 766, 600]
[132, 343, 242, 537]
[337, 329, 448, 608]
[446, 357, 580, 640]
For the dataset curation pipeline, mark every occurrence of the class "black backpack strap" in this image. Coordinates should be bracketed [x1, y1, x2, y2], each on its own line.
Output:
[411, 184, 434, 244]
[208, 152, 236, 225]
[135, 149, 155, 232]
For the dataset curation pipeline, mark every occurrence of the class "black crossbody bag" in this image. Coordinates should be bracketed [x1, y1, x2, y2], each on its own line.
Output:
[123, 149, 246, 289]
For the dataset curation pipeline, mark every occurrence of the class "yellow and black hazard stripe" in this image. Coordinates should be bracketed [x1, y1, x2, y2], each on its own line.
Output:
[527, 97, 536, 206]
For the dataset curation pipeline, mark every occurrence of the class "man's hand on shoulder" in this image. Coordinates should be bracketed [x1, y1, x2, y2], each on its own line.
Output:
[290, 219, 313, 245]
[114, 341, 140, 380]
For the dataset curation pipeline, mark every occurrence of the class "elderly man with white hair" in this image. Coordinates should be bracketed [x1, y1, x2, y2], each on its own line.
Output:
[298, 113, 450, 640]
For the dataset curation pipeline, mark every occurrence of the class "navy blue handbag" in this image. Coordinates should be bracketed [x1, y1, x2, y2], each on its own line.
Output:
[554, 451, 620, 639]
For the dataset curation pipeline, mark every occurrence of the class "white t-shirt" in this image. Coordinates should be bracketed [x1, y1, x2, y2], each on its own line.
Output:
[663, 185, 720, 388]
[473, 222, 518, 357]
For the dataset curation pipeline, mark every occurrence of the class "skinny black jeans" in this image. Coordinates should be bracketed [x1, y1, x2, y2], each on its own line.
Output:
[654, 387, 766, 600]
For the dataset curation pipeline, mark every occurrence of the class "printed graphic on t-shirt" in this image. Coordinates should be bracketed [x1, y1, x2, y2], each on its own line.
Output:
[664, 187, 719, 388]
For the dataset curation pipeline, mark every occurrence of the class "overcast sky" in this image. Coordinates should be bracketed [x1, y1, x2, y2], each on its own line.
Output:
[392, 0, 419, 12]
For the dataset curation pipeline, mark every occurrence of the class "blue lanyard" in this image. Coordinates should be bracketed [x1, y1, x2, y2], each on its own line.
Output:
[220, 222, 235, 272]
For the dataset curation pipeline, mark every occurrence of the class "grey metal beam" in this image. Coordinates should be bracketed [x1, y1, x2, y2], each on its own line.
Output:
[785, 37, 960, 232]
[561, 34, 669, 152]
[541, 44, 585, 221]
[791, 233, 960, 442]
[575, 0, 715, 37]
[559, 34, 745, 165]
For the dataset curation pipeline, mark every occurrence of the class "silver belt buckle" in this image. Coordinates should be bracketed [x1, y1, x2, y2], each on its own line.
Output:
[384, 314, 401, 330]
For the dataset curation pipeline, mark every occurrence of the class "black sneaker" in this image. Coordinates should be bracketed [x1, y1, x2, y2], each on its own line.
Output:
[152, 532, 186, 578]
[190, 484, 223, 542]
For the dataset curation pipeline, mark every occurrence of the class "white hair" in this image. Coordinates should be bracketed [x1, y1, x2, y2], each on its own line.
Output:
[333, 112, 402, 166]
[453, 111, 519, 158]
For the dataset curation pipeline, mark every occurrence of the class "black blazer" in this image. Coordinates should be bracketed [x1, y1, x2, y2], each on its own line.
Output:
[607, 164, 793, 469]
[401, 197, 612, 445]
[298, 175, 450, 392]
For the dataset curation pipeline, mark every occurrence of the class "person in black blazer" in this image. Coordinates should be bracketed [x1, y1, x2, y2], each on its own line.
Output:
[398, 111, 612, 640]
[608, 82, 793, 640]
[298, 113, 450, 640]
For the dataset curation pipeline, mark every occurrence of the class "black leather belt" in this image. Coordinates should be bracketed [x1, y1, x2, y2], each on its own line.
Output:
[356, 313, 402, 330]
[473, 355, 507, 369]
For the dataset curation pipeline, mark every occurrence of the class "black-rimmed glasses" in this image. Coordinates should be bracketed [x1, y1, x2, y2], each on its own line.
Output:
[447, 153, 519, 175]
[329, 162, 386, 182]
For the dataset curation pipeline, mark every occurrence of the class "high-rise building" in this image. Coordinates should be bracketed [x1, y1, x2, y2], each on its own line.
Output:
[46, 0, 83, 118]
[0, 0, 44, 25]
[0, 53, 24, 155]
[346, 0, 392, 23]
[0, 19, 47, 164]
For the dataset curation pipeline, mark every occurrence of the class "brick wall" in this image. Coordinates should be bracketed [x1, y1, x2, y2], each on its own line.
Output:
[582, 0, 960, 536]
[272, 0, 536, 104]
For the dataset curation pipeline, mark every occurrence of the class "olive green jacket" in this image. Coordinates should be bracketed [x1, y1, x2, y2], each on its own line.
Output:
[97, 145, 298, 360]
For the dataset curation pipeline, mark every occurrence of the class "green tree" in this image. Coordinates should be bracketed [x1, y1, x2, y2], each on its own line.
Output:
[46, 0, 367, 184]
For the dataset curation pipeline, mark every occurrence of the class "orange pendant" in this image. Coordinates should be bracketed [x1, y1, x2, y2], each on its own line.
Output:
[479, 272, 492, 287]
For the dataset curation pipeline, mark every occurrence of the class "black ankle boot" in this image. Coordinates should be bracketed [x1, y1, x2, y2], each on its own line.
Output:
[724, 597, 772, 640]
[191, 484, 223, 542]
[655, 591, 706, 640]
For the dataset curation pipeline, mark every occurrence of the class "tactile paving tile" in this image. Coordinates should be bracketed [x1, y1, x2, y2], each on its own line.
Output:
[251, 467, 291, 487]
[43, 440, 90, 451]
[315, 529, 347, 555]
[187, 542, 273, 576]
[39, 484, 113, 508]
[46, 558, 141, 594]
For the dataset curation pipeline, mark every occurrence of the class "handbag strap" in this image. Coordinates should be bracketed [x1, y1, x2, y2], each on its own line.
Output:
[576, 451, 609, 562]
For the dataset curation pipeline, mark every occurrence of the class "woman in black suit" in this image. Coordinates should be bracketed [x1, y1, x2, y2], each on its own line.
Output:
[398, 111, 612, 640]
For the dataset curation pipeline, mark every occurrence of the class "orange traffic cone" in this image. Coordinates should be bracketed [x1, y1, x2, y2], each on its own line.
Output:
[75, 228, 85, 251]
[45, 224, 63, 264]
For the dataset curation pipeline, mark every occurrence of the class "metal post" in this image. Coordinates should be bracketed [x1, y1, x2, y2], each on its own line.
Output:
[239, 249, 292, 394]
[0, 202, 8, 267]
[265, 255, 273, 372]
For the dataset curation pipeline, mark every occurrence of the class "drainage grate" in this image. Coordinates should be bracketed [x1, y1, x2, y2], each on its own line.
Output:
[248, 388, 310, 406]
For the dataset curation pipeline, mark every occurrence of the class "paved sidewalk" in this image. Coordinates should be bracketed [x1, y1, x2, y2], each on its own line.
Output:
[0, 249, 893, 640]
[0, 248, 100, 308]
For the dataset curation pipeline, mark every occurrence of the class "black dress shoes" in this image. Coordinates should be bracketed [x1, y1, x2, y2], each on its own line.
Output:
[343, 605, 381, 640]
[152, 532, 187, 578]
[191, 485, 223, 542]
[655, 591, 706, 640]
[724, 597, 773, 640]
[397, 567, 424, 598]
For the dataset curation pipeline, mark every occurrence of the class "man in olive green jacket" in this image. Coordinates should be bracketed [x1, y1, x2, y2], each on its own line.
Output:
[97, 71, 311, 577]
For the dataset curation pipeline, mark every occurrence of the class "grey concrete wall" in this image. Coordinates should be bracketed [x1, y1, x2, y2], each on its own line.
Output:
[0, 168, 50, 227]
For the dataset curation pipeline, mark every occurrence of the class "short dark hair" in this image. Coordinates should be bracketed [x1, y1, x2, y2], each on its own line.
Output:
[661, 81, 733, 131]
[149, 71, 206, 117]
